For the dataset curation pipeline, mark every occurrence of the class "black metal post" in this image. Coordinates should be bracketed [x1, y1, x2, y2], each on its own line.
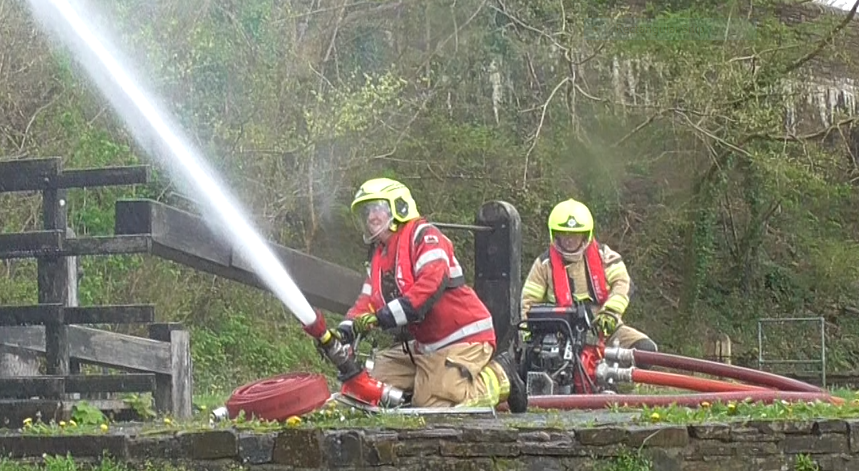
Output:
[473, 201, 522, 354]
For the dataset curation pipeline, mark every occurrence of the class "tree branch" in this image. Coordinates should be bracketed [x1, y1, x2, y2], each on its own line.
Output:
[492, 1, 568, 54]
[728, 0, 859, 108]
[415, 0, 489, 75]
[522, 77, 570, 190]
[744, 117, 859, 143]
[692, 116, 859, 197]
[612, 110, 667, 148]
[782, 0, 859, 76]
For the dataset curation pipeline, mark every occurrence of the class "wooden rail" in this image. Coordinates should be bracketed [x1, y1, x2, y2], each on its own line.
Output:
[113, 198, 365, 314]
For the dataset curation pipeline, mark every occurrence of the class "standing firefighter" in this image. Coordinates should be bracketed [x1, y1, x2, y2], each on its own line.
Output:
[519, 198, 658, 354]
[330, 178, 528, 412]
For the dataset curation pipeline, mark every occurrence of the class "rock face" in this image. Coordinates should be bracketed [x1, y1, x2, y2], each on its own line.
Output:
[1, 419, 858, 470]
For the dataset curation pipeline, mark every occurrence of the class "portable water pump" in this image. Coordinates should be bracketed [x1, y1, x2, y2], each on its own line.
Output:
[515, 303, 606, 395]
[303, 309, 405, 408]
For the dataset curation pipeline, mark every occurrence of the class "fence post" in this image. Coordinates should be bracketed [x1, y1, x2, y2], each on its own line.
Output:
[66, 226, 83, 400]
[148, 322, 192, 419]
[473, 201, 522, 355]
[39, 185, 70, 380]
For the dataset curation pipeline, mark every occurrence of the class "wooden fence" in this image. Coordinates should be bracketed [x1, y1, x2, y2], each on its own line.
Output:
[0, 157, 191, 423]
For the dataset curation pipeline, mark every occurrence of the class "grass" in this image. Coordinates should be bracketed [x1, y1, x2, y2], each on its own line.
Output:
[501, 387, 859, 430]
[629, 388, 859, 425]
[7, 382, 859, 439]
[634, 397, 859, 426]
[6, 397, 428, 438]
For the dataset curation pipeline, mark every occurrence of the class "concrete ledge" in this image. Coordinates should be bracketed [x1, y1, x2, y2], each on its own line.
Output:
[0, 419, 856, 470]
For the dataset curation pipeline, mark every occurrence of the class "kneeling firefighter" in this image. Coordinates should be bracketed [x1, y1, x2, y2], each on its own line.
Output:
[519, 198, 658, 358]
[329, 178, 528, 413]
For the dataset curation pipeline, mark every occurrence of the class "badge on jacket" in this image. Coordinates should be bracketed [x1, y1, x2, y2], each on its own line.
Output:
[423, 234, 439, 244]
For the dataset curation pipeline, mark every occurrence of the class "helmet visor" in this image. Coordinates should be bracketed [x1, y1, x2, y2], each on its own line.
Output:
[353, 199, 393, 243]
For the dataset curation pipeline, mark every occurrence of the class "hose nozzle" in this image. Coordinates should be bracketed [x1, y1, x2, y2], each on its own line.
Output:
[304, 310, 405, 408]
[315, 330, 363, 382]
[341, 369, 406, 408]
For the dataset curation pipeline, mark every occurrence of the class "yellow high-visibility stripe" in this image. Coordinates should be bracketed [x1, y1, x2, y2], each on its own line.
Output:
[604, 295, 629, 313]
[605, 263, 626, 282]
[456, 367, 502, 408]
[522, 281, 545, 299]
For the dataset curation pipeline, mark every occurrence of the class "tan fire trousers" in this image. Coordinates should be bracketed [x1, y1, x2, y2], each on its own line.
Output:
[367, 342, 510, 408]
[608, 324, 650, 348]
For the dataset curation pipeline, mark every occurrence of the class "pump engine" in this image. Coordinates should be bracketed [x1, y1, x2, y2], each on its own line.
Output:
[515, 303, 607, 396]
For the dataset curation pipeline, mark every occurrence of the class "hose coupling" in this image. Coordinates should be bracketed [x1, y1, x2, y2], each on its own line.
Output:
[596, 362, 633, 385]
[380, 383, 406, 408]
[603, 346, 635, 367]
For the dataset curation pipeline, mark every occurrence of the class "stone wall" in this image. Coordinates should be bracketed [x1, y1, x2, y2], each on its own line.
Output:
[2, 419, 859, 470]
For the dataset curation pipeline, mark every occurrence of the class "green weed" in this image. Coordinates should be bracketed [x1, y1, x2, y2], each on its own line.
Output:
[597, 449, 653, 471]
[794, 453, 820, 471]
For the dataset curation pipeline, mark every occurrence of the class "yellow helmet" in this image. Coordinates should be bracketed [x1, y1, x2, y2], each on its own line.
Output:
[547, 198, 594, 244]
[350, 178, 420, 243]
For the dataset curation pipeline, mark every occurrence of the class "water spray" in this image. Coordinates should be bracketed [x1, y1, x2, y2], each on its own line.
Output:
[26, 0, 318, 326]
[24, 0, 404, 410]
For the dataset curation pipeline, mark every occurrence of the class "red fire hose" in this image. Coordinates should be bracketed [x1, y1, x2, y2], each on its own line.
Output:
[496, 390, 839, 412]
[626, 350, 825, 393]
[225, 372, 331, 421]
[630, 368, 773, 393]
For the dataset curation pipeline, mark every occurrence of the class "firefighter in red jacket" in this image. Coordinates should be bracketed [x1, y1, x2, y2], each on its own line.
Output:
[519, 198, 658, 354]
[330, 178, 527, 412]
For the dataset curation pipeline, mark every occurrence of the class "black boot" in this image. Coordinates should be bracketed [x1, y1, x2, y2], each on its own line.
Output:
[494, 350, 528, 413]
[631, 338, 658, 370]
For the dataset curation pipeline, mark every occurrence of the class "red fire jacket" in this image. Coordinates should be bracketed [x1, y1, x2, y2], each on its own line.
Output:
[345, 218, 496, 353]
